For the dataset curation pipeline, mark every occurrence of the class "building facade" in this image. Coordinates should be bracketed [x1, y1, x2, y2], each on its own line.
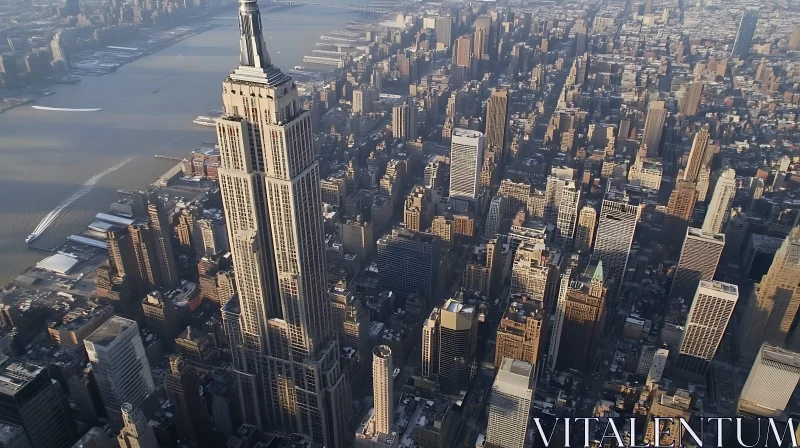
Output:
[676, 281, 738, 377]
[84, 316, 155, 427]
[737, 343, 800, 417]
[214, 1, 351, 444]
[669, 228, 725, 304]
[449, 129, 484, 203]
[486, 359, 534, 448]
[372, 346, 394, 436]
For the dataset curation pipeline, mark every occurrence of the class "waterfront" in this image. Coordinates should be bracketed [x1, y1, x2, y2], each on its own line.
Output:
[0, 2, 372, 285]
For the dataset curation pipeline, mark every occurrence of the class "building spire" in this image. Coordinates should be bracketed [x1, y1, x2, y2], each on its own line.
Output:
[237, 0, 271, 69]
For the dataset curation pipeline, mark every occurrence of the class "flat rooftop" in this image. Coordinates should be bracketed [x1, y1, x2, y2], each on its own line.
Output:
[452, 128, 484, 139]
[698, 280, 738, 296]
[85, 315, 135, 346]
[0, 357, 44, 396]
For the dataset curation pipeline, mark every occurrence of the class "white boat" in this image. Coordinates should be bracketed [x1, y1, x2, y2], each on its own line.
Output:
[31, 106, 102, 112]
[25, 233, 39, 244]
[294, 65, 305, 70]
[193, 116, 217, 127]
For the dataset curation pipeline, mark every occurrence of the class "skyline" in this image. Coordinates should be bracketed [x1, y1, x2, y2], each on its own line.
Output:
[2, 0, 800, 446]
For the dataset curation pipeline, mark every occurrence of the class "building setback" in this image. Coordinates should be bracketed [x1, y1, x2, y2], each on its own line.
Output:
[213, 0, 351, 444]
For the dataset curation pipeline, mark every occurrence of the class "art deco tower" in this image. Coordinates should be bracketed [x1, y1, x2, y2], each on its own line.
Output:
[215, 0, 351, 445]
[740, 227, 800, 361]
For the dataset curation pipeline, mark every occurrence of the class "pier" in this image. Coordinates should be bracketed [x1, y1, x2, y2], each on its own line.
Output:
[155, 155, 183, 161]
[303, 55, 343, 67]
[320, 35, 359, 43]
[27, 243, 56, 253]
[271, 1, 389, 13]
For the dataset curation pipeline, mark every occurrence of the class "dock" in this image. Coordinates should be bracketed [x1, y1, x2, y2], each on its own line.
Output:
[27, 243, 56, 253]
[153, 161, 185, 187]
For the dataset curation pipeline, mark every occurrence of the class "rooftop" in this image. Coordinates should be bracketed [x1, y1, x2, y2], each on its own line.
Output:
[85, 315, 135, 346]
[443, 298, 475, 316]
[503, 294, 545, 323]
[452, 128, 484, 139]
[687, 227, 725, 242]
[698, 280, 738, 296]
[760, 343, 800, 366]
[0, 357, 44, 396]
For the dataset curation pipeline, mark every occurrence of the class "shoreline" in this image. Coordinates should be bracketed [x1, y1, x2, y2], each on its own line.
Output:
[0, 3, 300, 115]
[0, 2, 360, 286]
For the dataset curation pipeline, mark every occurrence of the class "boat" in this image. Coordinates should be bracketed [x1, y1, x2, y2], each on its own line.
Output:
[193, 116, 217, 127]
[31, 106, 102, 112]
[152, 89, 159, 94]
[294, 65, 305, 70]
[25, 233, 39, 244]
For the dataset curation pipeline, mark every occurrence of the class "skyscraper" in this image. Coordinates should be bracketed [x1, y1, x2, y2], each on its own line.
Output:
[679, 81, 704, 116]
[371, 346, 394, 436]
[117, 404, 158, 448]
[484, 196, 504, 238]
[574, 204, 596, 252]
[661, 180, 697, 249]
[740, 227, 800, 360]
[557, 262, 607, 372]
[592, 187, 641, 295]
[164, 355, 211, 446]
[330, 283, 369, 353]
[434, 16, 454, 48]
[510, 243, 557, 300]
[377, 228, 440, 299]
[676, 281, 738, 378]
[147, 199, 179, 289]
[84, 316, 155, 427]
[669, 228, 725, 304]
[543, 176, 566, 224]
[392, 96, 417, 141]
[574, 19, 588, 55]
[424, 160, 442, 189]
[128, 223, 163, 293]
[486, 358, 534, 448]
[453, 34, 473, 81]
[449, 128, 485, 203]
[495, 294, 546, 368]
[556, 180, 581, 247]
[214, 1, 351, 444]
[737, 343, 800, 417]
[790, 26, 800, 51]
[642, 100, 667, 157]
[731, 8, 759, 59]
[548, 268, 572, 371]
[421, 308, 439, 380]
[421, 299, 478, 393]
[683, 128, 711, 183]
[0, 358, 76, 447]
[485, 88, 509, 156]
[702, 168, 736, 234]
[473, 16, 491, 61]
[439, 299, 478, 393]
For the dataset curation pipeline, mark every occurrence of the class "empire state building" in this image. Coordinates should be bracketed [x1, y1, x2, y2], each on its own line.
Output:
[216, 0, 352, 445]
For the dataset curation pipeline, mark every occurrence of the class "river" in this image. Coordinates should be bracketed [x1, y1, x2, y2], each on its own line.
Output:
[0, 2, 370, 284]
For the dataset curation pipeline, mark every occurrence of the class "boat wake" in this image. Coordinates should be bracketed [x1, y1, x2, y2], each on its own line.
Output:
[28, 158, 135, 243]
[175, 49, 187, 60]
[31, 106, 102, 112]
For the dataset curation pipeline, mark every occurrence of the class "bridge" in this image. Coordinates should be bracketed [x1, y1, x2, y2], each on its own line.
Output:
[272, 1, 389, 13]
